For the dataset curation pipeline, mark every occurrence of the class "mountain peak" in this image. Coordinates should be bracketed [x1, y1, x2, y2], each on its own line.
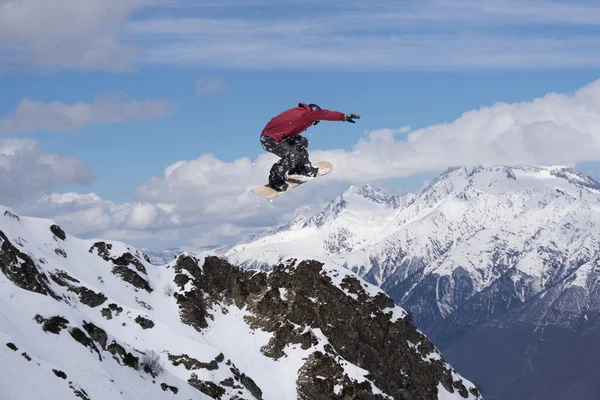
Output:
[420, 165, 600, 203]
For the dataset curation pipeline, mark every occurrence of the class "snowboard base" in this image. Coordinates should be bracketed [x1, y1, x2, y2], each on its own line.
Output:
[252, 161, 333, 199]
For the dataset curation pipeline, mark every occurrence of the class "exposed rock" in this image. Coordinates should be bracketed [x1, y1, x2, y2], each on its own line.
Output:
[220, 378, 242, 389]
[101, 303, 123, 320]
[0, 230, 59, 299]
[69, 328, 102, 361]
[54, 248, 67, 258]
[109, 303, 123, 313]
[160, 383, 179, 394]
[188, 375, 226, 399]
[89, 242, 113, 261]
[173, 256, 481, 399]
[230, 364, 263, 400]
[101, 308, 113, 320]
[36, 315, 69, 334]
[53, 369, 67, 379]
[49, 270, 80, 286]
[168, 353, 219, 371]
[297, 351, 386, 400]
[73, 286, 107, 308]
[69, 383, 91, 400]
[50, 224, 66, 241]
[135, 315, 155, 330]
[173, 273, 190, 289]
[113, 252, 147, 275]
[4, 210, 20, 220]
[107, 341, 139, 370]
[135, 297, 153, 310]
[82, 321, 108, 350]
[90, 242, 149, 283]
[112, 266, 153, 293]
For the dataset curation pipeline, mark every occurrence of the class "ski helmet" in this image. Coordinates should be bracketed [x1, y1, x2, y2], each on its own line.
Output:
[309, 103, 321, 125]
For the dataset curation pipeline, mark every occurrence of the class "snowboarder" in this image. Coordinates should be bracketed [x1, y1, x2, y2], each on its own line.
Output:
[260, 103, 360, 191]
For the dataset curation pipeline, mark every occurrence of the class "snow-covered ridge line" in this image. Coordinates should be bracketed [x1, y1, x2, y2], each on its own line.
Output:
[0, 205, 481, 399]
[225, 164, 600, 346]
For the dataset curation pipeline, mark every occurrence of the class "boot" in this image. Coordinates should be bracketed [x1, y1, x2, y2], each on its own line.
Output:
[268, 166, 289, 192]
[269, 179, 288, 192]
[288, 163, 318, 178]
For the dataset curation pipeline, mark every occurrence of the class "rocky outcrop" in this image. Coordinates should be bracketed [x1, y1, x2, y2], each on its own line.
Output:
[173, 255, 481, 399]
[168, 353, 220, 371]
[0, 230, 59, 299]
[135, 315, 155, 330]
[50, 224, 66, 241]
[89, 242, 152, 292]
[111, 266, 153, 293]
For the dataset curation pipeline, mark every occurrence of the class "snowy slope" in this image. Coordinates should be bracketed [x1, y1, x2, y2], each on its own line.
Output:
[0, 206, 480, 399]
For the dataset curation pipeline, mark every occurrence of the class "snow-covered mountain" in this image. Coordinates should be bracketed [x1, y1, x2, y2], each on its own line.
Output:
[0, 206, 481, 400]
[226, 185, 413, 272]
[225, 165, 600, 399]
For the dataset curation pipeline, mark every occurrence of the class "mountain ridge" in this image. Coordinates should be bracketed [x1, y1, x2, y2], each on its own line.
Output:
[0, 205, 480, 399]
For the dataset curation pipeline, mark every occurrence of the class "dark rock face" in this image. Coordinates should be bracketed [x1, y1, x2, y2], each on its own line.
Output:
[0, 230, 58, 299]
[112, 266, 153, 293]
[36, 315, 69, 334]
[188, 375, 226, 399]
[107, 341, 139, 370]
[53, 369, 67, 379]
[89, 242, 152, 292]
[297, 351, 385, 400]
[49, 270, 80, 286]
[160, 383, 178, 394]
[49, 270, 107, 308]
[82, 321, 108, 350]
[74, 287, 107, 308]
[89, 242, 113, 261]
[168, 353, 219, 371]
[70, 327, 102, 361]
[50, 224, 66, 241]
[113, 252, 147, 275]
[101, 303, 123, 320]
[173, 255, 480, 399]
[229, 364, 263, 400]
[135, 315, 155, 330]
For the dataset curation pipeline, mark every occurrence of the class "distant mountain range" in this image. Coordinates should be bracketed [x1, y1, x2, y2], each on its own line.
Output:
[225, 165, 600, 400]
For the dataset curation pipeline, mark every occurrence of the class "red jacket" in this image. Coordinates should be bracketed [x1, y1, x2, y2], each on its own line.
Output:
[261, 103, 345, 142]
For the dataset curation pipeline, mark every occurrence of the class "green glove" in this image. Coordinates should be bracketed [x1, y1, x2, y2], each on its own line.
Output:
[343, 113, 360, 123]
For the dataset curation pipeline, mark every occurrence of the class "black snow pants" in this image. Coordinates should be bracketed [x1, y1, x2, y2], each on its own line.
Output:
[260, 134, 310, 186]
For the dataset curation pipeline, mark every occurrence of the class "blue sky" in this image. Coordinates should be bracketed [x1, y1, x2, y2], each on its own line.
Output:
[1, 0, 600, 248]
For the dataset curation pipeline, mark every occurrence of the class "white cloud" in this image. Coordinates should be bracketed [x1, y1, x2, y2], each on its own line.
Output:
[195, 76, 227, 94]
[0, 92, 172, 135]
[14, 78, 600, 247]
[0, 0, 160, 72]
[126, 0, 600, 69]
[0, 138, 95, 206]
[4, 0, 599, 72]
[316, 78, 600, 182]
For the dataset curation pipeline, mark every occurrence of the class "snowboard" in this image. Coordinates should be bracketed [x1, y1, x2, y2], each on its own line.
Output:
[252, 161, 333, 199]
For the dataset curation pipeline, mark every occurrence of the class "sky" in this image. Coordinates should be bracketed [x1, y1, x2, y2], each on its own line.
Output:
[1, 0, 600, 250]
